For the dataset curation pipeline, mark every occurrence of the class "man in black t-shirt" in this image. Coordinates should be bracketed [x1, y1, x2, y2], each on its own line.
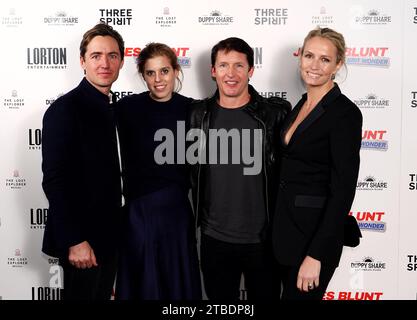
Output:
[188, 37, 291, 300]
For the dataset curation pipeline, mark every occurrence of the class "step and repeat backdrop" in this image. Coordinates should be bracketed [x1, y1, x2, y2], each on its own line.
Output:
[0, 0, 416, 300]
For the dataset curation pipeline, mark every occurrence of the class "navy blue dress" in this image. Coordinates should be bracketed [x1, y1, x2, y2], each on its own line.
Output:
[115, 92, 201, 300]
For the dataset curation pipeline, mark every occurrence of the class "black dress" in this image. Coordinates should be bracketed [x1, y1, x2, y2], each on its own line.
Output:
[115, 92, 201, 300]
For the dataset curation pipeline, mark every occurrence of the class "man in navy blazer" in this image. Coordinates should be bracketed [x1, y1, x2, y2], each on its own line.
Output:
[41, 23, 124, 300]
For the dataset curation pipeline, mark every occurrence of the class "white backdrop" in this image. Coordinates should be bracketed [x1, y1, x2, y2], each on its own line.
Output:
[0, 0, 416, 300]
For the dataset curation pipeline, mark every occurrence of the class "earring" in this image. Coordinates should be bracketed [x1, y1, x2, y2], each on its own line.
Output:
[331, 74, 336, 80]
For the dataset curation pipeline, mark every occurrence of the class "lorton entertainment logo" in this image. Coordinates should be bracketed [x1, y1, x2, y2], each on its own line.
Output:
[27, 47, 67, 70]
[28, 128, 42, 150]
[32, 286, 63, 300]
[30, 208, 48, 230]
[155, 7, 176, 28]
[253, 47, 263, 69]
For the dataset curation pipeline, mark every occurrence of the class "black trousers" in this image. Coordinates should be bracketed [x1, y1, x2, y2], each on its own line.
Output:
[59, 254, 117, 300]
[200, 234, 281, 301]
[279, 263, 336, 300]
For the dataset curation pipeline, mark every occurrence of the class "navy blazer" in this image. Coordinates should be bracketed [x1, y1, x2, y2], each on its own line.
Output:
[41, 78, 122, 261]
[272, 84, 362, 267]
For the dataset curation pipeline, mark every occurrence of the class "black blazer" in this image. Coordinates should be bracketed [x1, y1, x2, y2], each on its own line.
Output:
[272, 84, 362, 267]
[41, 78, 122, 261]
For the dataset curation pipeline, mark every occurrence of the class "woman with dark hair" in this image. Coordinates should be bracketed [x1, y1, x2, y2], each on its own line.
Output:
[115, 43, 201, 300]
[272, 28, 362, 300]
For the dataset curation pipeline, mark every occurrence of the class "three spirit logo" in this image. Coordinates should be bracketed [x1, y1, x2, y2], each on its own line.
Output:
[407, 255, 417, 271]
[99, 9, 132, 25]
[254, 8, 288, 25]
[259, 91, 287, 99]
[408, 174, 417, 190]
[112, 91, 133, 100]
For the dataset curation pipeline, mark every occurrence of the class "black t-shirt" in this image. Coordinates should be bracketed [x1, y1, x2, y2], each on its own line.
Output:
[201, 103, 266, 243]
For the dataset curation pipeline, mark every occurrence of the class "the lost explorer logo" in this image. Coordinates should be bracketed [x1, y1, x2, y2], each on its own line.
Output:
[155, 7, 176, 28]
[3, 90, 25, 110]
[5, 170, 26, 190]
